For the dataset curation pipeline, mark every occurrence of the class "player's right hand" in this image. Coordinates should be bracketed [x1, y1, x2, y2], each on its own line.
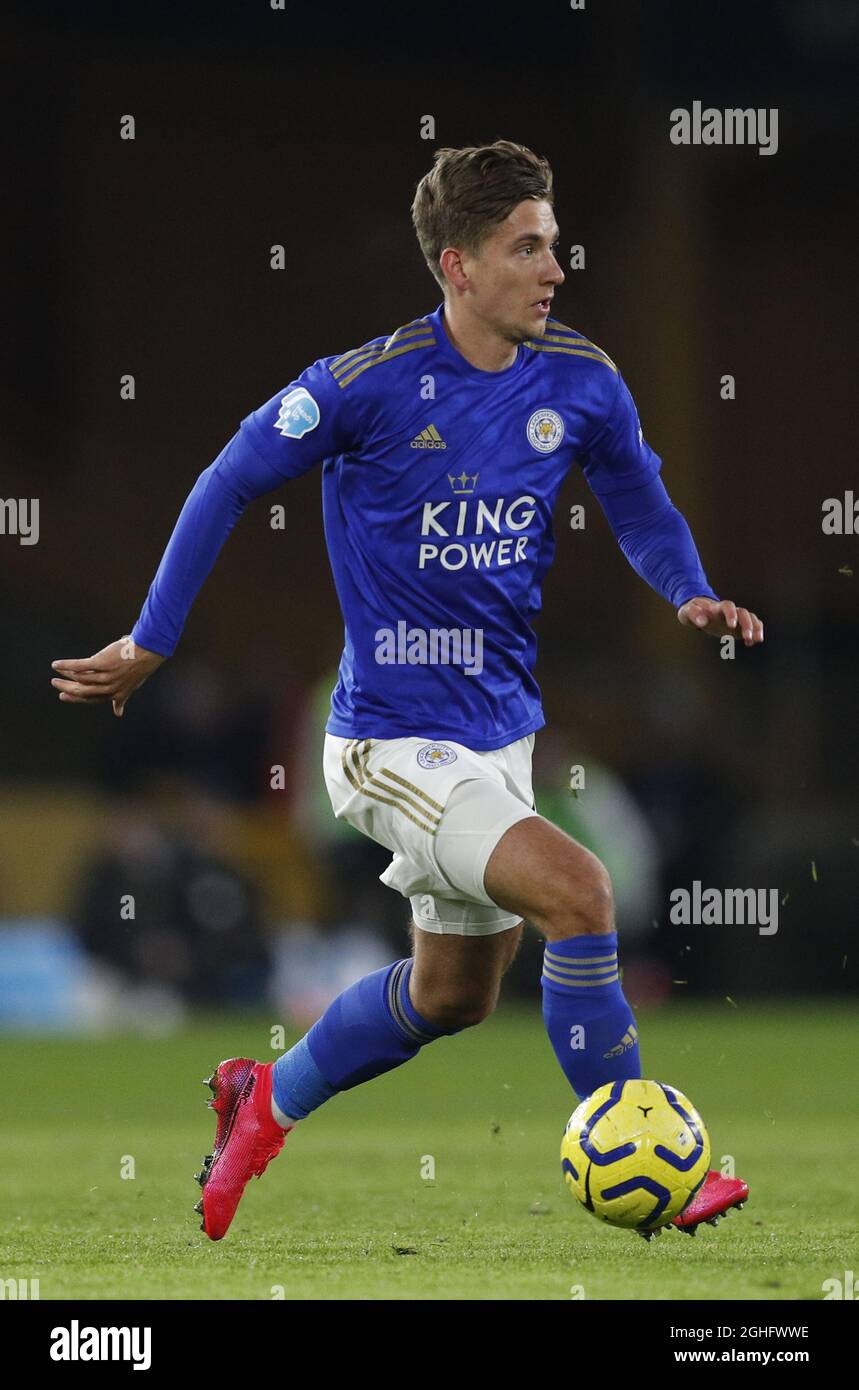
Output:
[51, 637, 166, 717]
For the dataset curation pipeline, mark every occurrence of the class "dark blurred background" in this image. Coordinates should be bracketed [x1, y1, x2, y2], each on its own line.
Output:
[1, 0, 856, 1030]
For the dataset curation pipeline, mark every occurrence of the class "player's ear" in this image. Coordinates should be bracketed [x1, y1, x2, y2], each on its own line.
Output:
[439, 247, 467, 292]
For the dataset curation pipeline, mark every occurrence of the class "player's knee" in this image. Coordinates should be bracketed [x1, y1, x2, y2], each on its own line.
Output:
[543, 850, 615, 938]
[417, 984, 500, 1031]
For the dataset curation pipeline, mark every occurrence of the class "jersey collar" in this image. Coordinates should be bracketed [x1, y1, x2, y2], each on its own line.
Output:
[428, 302, 525, 381]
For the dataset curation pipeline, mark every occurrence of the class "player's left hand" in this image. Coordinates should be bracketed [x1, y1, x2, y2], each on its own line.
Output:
[677, 597, 763, 647]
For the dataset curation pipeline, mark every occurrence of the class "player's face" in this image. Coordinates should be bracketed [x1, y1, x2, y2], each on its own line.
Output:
[469, 199, 564, 342]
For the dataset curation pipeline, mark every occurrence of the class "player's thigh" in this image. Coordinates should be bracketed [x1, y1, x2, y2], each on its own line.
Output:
[483, 813, 613, 936]
[410, 917, 524, 1014]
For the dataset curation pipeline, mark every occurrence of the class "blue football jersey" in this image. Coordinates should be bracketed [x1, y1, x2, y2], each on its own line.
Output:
[133, 301, 716, 749]
[241, 303, 676, 749]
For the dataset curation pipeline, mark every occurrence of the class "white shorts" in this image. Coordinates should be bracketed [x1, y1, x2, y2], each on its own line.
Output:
[322, 732, 540, 935]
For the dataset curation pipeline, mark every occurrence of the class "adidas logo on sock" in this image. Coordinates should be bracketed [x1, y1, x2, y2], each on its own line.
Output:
[602, 1024, 639, 1060]
[410, 424, 447, 449]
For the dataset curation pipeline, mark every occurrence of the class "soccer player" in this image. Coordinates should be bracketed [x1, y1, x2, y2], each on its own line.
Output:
[52, 140, 762, 1241]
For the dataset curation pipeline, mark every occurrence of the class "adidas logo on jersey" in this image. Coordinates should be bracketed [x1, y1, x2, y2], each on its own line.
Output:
[410, 424, 447, 449]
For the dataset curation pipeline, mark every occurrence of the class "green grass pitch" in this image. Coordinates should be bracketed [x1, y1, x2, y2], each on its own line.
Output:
[2, 1001, 856, 1300]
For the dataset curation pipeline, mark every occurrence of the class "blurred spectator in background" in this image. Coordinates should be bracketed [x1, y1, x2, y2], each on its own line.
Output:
[98, 658, 276, 803]
[624, 669, 747, 898]
[71, 791, 272, 1009]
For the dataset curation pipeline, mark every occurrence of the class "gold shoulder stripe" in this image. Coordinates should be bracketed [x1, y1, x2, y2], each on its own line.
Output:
[545, 316, 600, 340]
[336, 335, 435, 389]
[545, 316, 579, 334]
[540, 332, 592, 347]
[541, 319, 618, 371]
[525, 341, 618, 373]
[383, 317, 432, 351]
[330, 316, 433, 377]
[331, 345, 385, 380]
[330, 343, 383, 372]
[582, 338, 617, 371]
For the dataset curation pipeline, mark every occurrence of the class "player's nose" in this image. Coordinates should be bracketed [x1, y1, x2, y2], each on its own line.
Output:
[548, 254, 565, 285]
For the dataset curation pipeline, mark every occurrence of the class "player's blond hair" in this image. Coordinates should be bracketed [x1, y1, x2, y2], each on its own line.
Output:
[411, 139, 554, 292]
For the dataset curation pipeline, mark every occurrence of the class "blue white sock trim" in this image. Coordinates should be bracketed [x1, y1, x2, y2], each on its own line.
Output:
[386, 959, 439, 1044]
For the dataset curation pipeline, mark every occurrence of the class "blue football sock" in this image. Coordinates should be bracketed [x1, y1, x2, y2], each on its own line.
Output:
[271, 958, 458, 1121]
[541, 932, 641, 1102]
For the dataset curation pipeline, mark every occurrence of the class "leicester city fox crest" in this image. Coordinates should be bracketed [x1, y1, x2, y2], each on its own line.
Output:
[526, 408, 564, 454]
[417, 743, 458, 769]
[274, 387, 320, 438]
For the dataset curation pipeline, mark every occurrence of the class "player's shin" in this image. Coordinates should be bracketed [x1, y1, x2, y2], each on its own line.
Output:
[271, 957, 462, 1122]
[540, 931, 641, 1101]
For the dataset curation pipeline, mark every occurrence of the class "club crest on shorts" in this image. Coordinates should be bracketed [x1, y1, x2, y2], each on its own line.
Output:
[417, 742, 457, 769]
[273, 387, 320, 438]
[526, 407, 564, 454]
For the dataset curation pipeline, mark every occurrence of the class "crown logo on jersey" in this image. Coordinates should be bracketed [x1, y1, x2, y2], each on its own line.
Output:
[448, 471, 479, 495]
[410, 424, 447, 449]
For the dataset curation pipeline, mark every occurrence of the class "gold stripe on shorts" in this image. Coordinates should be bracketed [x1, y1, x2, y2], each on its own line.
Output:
[377, 766, 444, 815]
[340, 738, 441, 835]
